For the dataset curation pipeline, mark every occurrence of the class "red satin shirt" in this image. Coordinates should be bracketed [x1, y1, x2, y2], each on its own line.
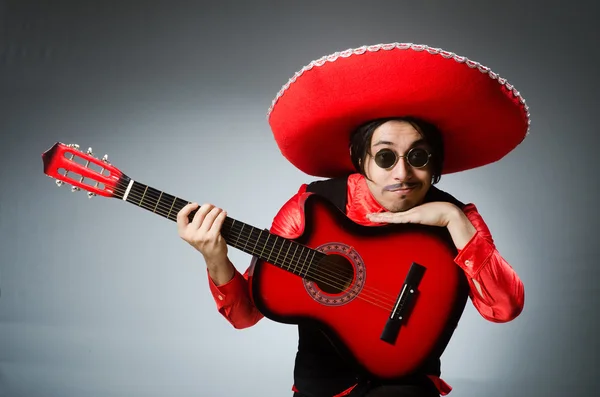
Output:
[207, 173, 525, 396]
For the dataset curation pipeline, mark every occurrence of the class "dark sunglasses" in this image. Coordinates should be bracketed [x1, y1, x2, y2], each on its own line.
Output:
[372, 147, 432, 169]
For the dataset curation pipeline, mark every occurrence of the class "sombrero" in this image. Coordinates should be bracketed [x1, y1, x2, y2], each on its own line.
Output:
[266, 42, 530, 178]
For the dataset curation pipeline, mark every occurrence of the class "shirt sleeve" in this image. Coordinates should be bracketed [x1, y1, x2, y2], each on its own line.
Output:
[453, 203, 525, 323]
[206, 262, 264, 329]
[206, 184, 310, 329]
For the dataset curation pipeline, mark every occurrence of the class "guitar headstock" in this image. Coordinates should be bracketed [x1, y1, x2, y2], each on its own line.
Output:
[42, 142, 125, 199]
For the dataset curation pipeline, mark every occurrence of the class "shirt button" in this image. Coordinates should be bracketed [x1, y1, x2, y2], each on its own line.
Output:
[218, 295, 223, 300]
[465, 260, 471, 266]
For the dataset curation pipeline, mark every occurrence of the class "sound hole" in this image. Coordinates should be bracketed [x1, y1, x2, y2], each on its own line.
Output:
[312, 254, 355, 294]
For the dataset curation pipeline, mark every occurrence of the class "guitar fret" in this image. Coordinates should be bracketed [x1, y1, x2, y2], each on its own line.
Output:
[153, 191, 163, 213]
[266, 236, 276, 263]
[253, 229, 263, 257]
[236, 223, 244, 248]
[306, 250, 315, 276]
[273, 237, 282, 264]
[138, 185, 148, 206]
[274, 237, 285, 269]
[261, 234, 270, 259]
[300, 247, 309, 277]
[296, 246, 303, 276]
[229, 219, 236, 240]
[271, 236, 279, 266]
[242, 227, 252, 253]
[167, 196, 177, 219]
[291, 244, 300, 275]
[283, 241, 293, 272]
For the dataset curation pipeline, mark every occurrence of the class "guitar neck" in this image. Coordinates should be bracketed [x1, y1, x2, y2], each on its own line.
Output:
[115, 177, 320, 278]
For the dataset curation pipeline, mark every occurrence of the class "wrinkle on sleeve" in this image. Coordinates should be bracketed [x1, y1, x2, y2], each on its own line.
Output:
[454, 204, 525, 323]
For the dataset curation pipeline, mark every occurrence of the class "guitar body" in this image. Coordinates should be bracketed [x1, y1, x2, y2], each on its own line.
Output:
[249, 194, 469, 381]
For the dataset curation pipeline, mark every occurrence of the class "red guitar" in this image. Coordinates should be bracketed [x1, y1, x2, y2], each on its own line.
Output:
[42, 142, 469, 381]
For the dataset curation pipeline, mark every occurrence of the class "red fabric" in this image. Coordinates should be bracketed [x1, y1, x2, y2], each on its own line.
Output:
[267, 43, 530, 178]
[207, 173, 525, 395]
[207, 263, 263, 329]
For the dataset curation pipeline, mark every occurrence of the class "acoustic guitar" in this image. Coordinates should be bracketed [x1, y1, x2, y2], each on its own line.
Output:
[41, 141, 468, 381]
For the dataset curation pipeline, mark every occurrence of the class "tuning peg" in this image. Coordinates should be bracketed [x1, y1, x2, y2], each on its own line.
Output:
[55, 180, 63, 187]
[102, 154, 109, 163]
[87, 147, 94, 156]
[71, 186, 80, 192]
[67, 144, 80, 150]
[87, 192, 96, 199]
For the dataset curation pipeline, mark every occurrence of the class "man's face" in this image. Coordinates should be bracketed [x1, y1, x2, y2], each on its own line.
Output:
[363, 120, 434, 213]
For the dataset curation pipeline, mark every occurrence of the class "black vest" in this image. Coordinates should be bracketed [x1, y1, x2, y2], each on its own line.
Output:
[293, 176, 470, 396]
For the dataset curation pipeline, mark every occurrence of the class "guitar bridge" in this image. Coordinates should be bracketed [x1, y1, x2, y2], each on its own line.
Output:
[380, 262, 426, 345]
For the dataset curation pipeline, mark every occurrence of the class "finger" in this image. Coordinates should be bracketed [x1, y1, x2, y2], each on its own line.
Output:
[207, 209, 228, 237]
[395, 213, 418, 224]
[177, 202, 198, 231]
[199, 207, 223, 235]
[369, 211, 413, 224]
[367, 212, 395, 222]
[191, 203, 214, 230]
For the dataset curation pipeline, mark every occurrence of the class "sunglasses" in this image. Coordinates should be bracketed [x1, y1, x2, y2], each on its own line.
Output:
[372, 147, 432, 169]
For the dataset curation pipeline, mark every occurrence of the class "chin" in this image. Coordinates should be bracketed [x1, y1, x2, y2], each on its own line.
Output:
[394, 203, 416, 213]
[382, 192, 419, 212]
[385, 199, 415, 213]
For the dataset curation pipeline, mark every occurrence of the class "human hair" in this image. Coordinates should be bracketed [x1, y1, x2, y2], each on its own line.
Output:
[348, 116, 445, 184]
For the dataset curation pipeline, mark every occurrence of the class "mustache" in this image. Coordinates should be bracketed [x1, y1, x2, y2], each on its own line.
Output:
[384, 182, 419, 191]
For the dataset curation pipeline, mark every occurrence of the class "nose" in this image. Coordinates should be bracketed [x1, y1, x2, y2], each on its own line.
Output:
[390, 156, 412, 180]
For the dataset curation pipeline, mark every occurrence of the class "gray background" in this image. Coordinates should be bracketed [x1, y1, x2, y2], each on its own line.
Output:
[1, 1, 598, 396]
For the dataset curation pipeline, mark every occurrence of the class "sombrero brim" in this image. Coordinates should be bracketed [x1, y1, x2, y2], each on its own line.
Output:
[267, 43, 531, 178]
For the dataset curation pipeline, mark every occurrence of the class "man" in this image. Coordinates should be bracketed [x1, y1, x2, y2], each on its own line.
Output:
[176, 43, 528, 397]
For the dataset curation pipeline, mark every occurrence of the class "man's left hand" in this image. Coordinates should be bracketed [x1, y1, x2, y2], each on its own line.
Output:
[366, 202, 459, 228]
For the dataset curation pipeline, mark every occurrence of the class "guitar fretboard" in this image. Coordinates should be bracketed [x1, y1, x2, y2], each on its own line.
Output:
[115, 177, 323, 278]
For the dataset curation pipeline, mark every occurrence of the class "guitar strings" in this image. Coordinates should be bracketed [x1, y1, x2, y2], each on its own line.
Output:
[111, 183, 398, 300]
[115, 186, 407, 313]
[105, 181, 411, 312]
[86, 180, 417, 312]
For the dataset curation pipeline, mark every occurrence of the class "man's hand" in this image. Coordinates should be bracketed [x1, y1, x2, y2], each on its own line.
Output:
[177, 202, 229, 263]
[366, 202, 458, 227]
[367, 202, 477, 250]
[177, 202, 235, 285]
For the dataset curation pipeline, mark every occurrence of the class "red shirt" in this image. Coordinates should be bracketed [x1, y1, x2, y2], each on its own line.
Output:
[207, 173, 525, 396]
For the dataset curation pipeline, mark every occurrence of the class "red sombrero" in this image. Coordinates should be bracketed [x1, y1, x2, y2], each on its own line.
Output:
[266, 42, 531, 178]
